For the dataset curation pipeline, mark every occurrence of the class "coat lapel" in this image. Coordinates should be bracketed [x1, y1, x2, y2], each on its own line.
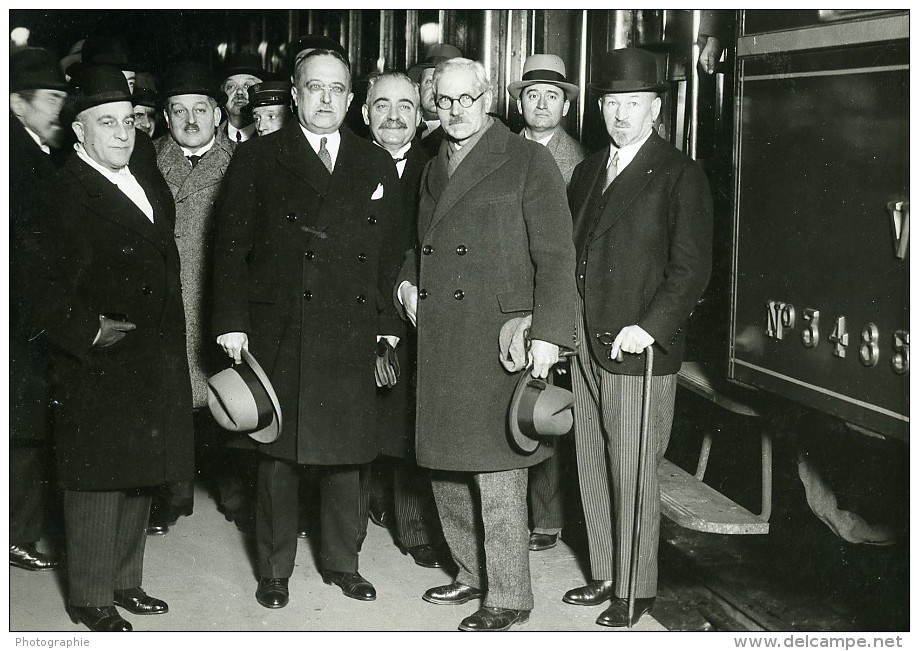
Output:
[276, 122, 331, 198]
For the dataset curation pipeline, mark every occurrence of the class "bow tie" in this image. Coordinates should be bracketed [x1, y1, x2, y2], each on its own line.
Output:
[392, 156, 406, 164]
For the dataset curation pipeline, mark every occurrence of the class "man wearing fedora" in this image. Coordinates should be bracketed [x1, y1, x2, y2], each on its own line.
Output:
[564, 47, 712, 627]
[23, 64, 194, 632]
[212, 47, 401, 608]
[132, 84, 159, 139]
[407, 43, 463, 158]
[219, 53, 266, 143]
[147, 62, 241, 536]
[396, 57, 577, 631]
[9, 46, 69, 574]
[249, 81, 293, 137]
[507, 53, 587, 554]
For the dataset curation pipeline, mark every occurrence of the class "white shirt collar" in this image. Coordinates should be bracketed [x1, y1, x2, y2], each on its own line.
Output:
[421, 118, 440, 137]
[179, 134, 216, 158]
[23, 125, 51, 155]
[374, 140, 412, 178]
[74, 143, 154, 222]
[299, 125, 342, 167]
[227, 122, 256, 142]
[523, 128, 556, 147]
[75, 142, 131, 178]
[608, 128, 654, 173]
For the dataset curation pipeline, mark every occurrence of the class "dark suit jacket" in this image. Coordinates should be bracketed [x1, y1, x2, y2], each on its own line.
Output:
[212, 122, 401, 465]
[26, 153, 194, 490]
[569, 131, 713, 376]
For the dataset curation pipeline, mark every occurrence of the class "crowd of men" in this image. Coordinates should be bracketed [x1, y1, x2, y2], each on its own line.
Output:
[10, 30, 712, 633]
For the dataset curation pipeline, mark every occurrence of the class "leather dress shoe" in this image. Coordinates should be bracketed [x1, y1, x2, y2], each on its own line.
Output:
[68, 605, 132, 632]
[10, 544, 59, 571]
[256, 577, 289, 609]
[146, 501, 192, 536]
[562, 580, 616, 606]
[114, 587, 168, 615]
[528, 532, 558, 551]
[596, 597, 656, 627]
[402, 543, 446, 569]
[458, 606, 529, 631]
[322, 570, 376, 601]
[369, 506, 387, 528]
[422, 582, 484, 605]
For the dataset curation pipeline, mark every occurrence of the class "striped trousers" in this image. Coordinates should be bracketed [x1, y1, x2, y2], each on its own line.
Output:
[571, 309, 676, 598]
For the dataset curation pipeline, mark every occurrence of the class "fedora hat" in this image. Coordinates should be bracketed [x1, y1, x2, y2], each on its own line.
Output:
[220, 52, 267, 81]
[132, 86, 158, 109]
[207, 349, 282, 444]
[66, 34, 142, 78]
[407, 43, 463, 83]
[11, 47, 68, 93]
[589, 47, 668, 95]
[508, 369, 575, 454]
[161, 62, 225, 104]
[507, 54, 579, 101]
[248, 80, 291, 108]
[68, 64, 133, 115]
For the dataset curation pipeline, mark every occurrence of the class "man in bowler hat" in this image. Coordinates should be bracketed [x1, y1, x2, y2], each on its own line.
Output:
[219, 53, 266, 143]
[563, 47, 712, 627]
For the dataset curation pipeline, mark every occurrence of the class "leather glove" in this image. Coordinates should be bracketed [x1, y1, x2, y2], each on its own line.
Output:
[374, 339, 400, 388]
[94, 314, 136, 348]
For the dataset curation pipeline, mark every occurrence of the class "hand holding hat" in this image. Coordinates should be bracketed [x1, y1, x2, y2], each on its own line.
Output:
[207, 348, 281, 444]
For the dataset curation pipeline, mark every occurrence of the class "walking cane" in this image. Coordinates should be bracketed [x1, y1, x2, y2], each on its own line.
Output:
[626, 346, 654, 629]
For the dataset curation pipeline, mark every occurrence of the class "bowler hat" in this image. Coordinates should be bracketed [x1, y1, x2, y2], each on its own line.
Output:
[508, 54, 580, 101]
[248, 81, 291, 108]
[161, 62, 225, 104]
[207, 349, 282, 444]
[68, 64, 133, 115]
[508, 368, 575, 454]
[407, 43, 463, 83]
[132, 86, 158, 109]
[220, 52, 267, 81]
[287, 34, 349, 69]
[66, 34, 142, 78]
[59, 39, 85, 78]
[11, 47, 69, 93]
[589, 47, 668, 95]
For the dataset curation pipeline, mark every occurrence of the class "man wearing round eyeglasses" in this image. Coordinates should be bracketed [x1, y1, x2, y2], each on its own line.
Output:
[396, 57, 577, 631]
[213, 48, 401, 610]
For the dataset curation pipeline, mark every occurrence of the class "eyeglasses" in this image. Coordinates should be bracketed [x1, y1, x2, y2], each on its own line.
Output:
[434, 91, 485, 111]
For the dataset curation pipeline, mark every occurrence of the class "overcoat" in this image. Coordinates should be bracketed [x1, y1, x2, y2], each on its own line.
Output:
[211, 123, 402, 466]
[156, 130, 236, 407]
[521, 126, 587, 187]
[568, 131, 713, 377]
[26, 154, 195, 491]
[399, 121, 578, 472]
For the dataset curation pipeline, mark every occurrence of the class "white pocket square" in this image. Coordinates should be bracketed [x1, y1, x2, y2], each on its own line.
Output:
[371, 183, 384, 200]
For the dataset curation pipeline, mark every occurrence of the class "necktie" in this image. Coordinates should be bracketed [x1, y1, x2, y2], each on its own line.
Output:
[235, 129, 242, 143]
[318, 136, 333, 173]
[603, 151, 619, 192]
[187, 155, 201, 168]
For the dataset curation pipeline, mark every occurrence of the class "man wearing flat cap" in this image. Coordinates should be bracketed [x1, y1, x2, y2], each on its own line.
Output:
[219, 52, 266, 143]
[249, 81, 293, 137]
[563, 47, 712, 627]
[9, 46, 68, 574]
[147, 63, 241, 536]
[408, 43, 463, 158]
[23, 64, 194, 632]
[507, 53, 587, 555]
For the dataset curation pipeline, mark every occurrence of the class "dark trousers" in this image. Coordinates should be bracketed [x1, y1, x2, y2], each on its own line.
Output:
[366, 457, 442, 549]
[257, 458, 367, 577]
[10, 443, 51, 545]
[63, 489, 151, 606]
[528, 448, 565, 535]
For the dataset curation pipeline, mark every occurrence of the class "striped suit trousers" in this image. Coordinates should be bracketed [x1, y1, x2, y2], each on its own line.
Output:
[571, 309, 676, 598]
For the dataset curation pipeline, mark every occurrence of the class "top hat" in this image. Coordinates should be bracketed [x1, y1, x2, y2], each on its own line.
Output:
[161, 62, 225, 104]
[66, 34, 142, 78]
[407, 43, 463, 83]
[220, 52, 267, 81]
[248, 81, 291, 108]
[207, 349, 282, 444]
[508, 368, 575, 454]
[287, 34, 350, 69]
[132, 86, 158, 109]
[68, 64, 133, 115]
[11, 47, 69, 93]
[507, 54, 580, 101]
[589, 48, 668, 95]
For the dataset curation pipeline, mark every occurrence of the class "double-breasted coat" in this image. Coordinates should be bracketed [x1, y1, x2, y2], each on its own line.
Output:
[156, 130, 236, 407]
[26, 154, 195, 491]
[211, 123, 402, 466]
[399, 121, 578, 472]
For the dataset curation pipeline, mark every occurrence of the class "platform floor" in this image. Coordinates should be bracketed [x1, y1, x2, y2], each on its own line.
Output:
[9, 482, 666, 633]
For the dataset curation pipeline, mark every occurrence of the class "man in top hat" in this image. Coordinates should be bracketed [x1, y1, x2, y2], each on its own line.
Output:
[220, 53, 266, 143]
[212, 47, 401, 609]
[9, 46, 68, 574]
[407, 43, 463, 158]
[507, 53, 587, 555]
[147, 63, 240, 536]
[23, 64, 194, 631]
[395, 57, 577, 631]
[249, 81, 292, 137]
[563, 47, 712, 627]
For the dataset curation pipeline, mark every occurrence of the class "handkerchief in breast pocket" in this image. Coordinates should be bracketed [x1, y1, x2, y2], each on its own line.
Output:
[371, 183, 384, 200]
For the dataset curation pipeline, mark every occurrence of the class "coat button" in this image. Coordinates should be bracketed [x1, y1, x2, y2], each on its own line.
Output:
[419, 289, 428, 299]
[304, 290, 313, 300]
[287, 212, 298, 222]
[142, 285, 153, 295]
[122, 246, 134, 254]
[422, 244, 433, 255]
[454, 289, 464, 300]
[305, 250, 315, 260]
[356, 295, 366, 303]
[358, 252, 367, 261]
[367, 215, 377, 225]
[456, 244, 467, 255]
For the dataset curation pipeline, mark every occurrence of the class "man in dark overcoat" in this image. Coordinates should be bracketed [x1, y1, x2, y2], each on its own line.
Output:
[9, 46, 68, 573]
[396, 57, 578, 631]
[24, 65, 194, 632]
[211, 49, 401, 608]
[563, 48, 712, 627]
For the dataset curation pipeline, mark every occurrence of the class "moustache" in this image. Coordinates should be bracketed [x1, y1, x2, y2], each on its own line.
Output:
[183, 124, 200, 132]
[380, 119, 407, 129]
[448, 117, 467, 125]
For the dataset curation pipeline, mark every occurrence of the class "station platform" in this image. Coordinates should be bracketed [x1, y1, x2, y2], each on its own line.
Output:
[9, 482, 666, 633]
